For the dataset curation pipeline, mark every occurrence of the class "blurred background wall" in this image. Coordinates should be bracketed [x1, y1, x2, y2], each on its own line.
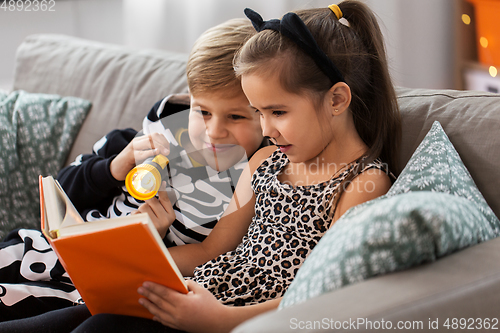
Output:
[0, 0, 460, 91]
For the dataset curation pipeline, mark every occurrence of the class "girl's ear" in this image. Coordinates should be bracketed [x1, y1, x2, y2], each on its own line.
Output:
[328, 82, 351, 116]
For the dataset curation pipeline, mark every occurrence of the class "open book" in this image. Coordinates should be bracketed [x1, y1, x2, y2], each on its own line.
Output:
[39, 175, 188, 319]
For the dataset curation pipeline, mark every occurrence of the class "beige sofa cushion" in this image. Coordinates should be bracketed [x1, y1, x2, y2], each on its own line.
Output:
[13, 34, 188, 166]
[396, 87, 500, 219]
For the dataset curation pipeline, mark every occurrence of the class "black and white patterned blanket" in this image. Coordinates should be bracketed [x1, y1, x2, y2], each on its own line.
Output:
[0, 229, 82, 321]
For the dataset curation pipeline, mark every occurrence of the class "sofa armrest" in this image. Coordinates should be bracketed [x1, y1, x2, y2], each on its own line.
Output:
[233, 237, 500, 332]
[13, 34, 188, 165]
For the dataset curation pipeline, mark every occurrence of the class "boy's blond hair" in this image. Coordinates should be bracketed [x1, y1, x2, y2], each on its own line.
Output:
[186, 18, 255, 97]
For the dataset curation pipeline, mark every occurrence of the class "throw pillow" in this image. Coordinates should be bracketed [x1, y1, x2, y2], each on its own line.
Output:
[280, 121, 500, 309]
[0, 90, 91, 239]
[387, 121, 500, 234]
[280, 192, 497, 309]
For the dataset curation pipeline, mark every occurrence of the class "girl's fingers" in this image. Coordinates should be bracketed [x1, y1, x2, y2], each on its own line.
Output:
[139, 280, 225, 333]
[137, 282, 179, 315]
[140, 301, 178, 329]
[185, 279, 203, 292]
[138, 296, 179, 329]
[141, 281, 174, 299]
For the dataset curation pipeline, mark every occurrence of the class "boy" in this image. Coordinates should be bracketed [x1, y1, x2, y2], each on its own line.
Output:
[58, 18, 264, 246]
[0, 18, 266, 323]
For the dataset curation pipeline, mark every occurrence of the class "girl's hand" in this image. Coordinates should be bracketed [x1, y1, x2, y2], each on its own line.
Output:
[110, 133, 170, 181]
[138, 280, 230, 333]
[133, 185, 176, 238]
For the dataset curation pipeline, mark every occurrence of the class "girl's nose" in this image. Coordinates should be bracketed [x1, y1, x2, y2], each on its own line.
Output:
[205, 117, 228, 139]
[260, 117, 279, 140]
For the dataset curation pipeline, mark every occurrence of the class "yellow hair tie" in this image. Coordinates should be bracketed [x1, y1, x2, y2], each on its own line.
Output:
[328, 4, 343, 20]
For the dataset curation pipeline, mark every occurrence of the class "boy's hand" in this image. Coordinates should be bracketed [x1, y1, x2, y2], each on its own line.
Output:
[133, 185, 176, 238]
[110, 133, 170, 181]
[138, 280, 230, 333]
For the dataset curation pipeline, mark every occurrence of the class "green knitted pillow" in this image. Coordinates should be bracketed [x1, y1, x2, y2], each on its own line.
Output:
[280, 191, 497, 309]
[387, 121, 499, 234]
[0, 90, 91, 239]
[280, 121, 500, 309]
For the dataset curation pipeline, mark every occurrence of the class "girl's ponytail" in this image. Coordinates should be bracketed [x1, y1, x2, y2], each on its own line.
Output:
[320, 1, 401, 214]
[338, 0, 401, 175]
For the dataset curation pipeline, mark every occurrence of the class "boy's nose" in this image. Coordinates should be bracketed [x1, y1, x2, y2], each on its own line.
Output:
[205, 118, 228, 139]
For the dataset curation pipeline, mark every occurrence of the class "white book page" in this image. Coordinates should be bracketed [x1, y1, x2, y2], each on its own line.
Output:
[41, 176, 67, 232]
[42, 176, 85, 235]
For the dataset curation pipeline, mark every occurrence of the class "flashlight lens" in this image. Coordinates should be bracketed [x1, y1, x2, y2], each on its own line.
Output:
[132, 170, 157, 194]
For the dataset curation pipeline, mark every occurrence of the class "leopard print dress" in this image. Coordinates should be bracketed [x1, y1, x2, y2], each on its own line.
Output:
[192, 149, 386, 306]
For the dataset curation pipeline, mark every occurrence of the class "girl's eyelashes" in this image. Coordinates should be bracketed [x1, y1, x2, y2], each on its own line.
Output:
[254, 109, 285, 117]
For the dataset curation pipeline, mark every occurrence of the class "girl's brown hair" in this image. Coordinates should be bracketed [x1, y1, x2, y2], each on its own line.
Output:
[234, 1, 402, 208]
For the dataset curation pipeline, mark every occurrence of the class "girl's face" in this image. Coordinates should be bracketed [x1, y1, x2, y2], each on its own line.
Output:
[188, 91, 263, 171]
[241, 73, 334, 165]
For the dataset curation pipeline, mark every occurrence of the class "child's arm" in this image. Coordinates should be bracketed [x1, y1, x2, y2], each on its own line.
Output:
[164, 145, 276, 277]
[138, 280, 281, 333]
[57, 129, 169, 214]
[333, 167, 391, 222]
[133, 182, 177, 239]
[57, 128, 137, 213]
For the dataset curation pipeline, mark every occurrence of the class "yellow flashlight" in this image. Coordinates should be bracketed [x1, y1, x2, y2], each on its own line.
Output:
[125, 154, 170, 201]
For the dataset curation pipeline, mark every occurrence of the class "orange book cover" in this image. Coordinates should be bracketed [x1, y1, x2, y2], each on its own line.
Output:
[39, 175, 189, 319]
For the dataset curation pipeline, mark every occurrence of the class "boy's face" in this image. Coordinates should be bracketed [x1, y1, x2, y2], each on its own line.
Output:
[188, 91, 263, 171]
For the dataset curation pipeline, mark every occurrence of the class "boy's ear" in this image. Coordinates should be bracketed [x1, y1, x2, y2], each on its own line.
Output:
[328, 82, 351, 116]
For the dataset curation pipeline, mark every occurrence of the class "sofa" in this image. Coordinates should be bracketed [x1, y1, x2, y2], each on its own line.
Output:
[5, 34, 500, 332]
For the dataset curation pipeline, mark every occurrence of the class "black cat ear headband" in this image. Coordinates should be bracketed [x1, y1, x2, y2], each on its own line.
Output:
[243, 5, 345, 85]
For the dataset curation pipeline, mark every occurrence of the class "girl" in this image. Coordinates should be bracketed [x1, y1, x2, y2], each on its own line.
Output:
[6, 1, 401, 332]
[76, 1, 401, 332]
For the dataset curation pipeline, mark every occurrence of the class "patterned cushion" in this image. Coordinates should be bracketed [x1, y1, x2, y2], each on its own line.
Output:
[280, 192, 497, 309]
[387, 121, 500, 234]
[0, 90, 91, 239]
[280, 121, 500, 309]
